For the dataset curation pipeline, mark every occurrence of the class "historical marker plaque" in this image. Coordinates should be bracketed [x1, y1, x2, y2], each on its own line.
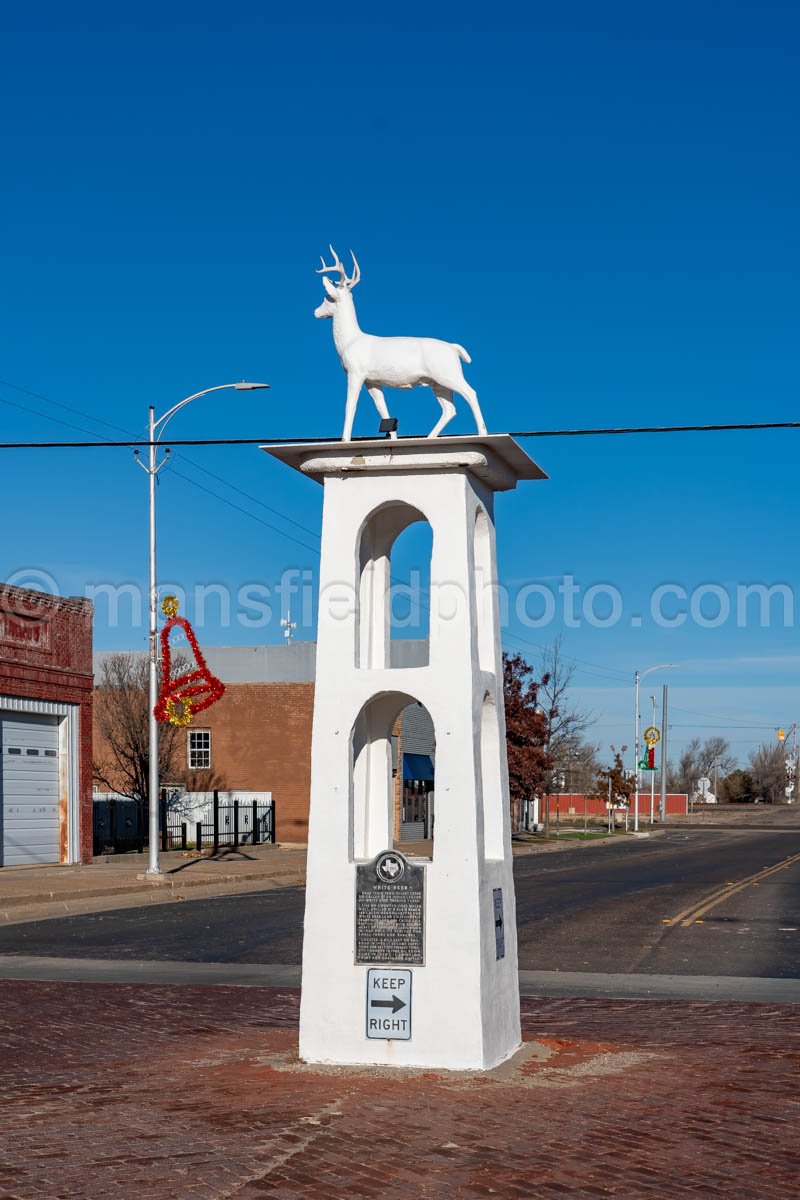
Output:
[355, 850, 425, 965]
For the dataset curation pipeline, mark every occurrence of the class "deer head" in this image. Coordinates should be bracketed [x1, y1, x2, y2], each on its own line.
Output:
[314, 245, 361, 319]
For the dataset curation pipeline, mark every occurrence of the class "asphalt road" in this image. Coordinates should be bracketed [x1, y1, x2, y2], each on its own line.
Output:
[514, 828, 800, 978]
[0, 829, 797, 979]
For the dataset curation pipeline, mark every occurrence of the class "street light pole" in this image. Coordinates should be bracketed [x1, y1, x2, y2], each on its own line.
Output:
[137, 381, 269, 876]
[146, 404, 162, 874]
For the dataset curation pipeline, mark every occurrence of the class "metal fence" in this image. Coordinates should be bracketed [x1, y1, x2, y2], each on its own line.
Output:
[93, 790, 275, 855]
[166, 794, 275, 852]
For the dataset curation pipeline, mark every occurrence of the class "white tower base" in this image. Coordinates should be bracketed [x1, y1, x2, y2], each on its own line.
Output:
[265, 435, 546, 1070]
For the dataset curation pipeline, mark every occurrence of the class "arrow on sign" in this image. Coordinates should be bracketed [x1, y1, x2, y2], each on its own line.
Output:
[370, 995, 406, 1014]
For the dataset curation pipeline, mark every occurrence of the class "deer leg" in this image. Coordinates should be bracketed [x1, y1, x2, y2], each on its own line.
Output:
[342, 374, 364, 442]
[366, 385, 397, 440]
[429, 386, 456, 438]
[456, 382, 488, 436]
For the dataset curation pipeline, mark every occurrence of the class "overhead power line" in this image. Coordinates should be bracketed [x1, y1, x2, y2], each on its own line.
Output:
[513, 421, 800, 438]
[0, 381, 321, 547]
[0, 420, 798, 450]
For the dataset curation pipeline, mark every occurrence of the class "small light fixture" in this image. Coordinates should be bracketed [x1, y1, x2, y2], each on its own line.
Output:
[379, 417, 398, 437]
[234, 381, 270, 390]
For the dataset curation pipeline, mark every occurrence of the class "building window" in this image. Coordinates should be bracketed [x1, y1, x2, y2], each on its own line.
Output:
[188, 729, 211, 770]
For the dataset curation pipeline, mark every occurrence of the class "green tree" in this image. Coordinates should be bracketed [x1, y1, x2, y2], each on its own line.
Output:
[502, 652, 552, 832]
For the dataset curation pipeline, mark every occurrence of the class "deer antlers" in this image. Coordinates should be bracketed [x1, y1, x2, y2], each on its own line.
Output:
[317, 245, 360, 289]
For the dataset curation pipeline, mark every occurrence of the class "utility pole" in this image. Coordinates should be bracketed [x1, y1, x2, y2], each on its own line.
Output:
[659, 684, 669, 823]
[280, 605, 297, 642]
[634, 665, 676, 833]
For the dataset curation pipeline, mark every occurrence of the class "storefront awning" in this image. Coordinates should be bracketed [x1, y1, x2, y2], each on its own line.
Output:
[403, 753, 435, 783]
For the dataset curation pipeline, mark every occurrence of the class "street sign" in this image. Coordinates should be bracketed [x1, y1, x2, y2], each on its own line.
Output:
[366, 969, 412, 1040]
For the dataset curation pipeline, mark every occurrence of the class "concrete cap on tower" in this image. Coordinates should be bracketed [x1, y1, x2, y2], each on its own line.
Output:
[262, 434, 548, 492]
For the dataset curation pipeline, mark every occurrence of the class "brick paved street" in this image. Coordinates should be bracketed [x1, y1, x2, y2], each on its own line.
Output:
[0, 982, 797, 1199]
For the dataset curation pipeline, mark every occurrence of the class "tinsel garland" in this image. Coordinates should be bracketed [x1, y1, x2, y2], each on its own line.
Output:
[153, 595, 225, 726]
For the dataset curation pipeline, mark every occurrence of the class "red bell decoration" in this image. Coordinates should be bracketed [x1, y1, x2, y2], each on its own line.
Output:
[153, 595, 225, 727]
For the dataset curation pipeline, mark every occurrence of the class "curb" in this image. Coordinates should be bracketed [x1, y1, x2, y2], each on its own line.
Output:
[0, 869, 306, 910]
[512, 827, 666, 856]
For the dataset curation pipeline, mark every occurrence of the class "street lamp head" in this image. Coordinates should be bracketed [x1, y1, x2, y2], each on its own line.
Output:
[234, 381, 270, 390]
[639, 662, 679, 681]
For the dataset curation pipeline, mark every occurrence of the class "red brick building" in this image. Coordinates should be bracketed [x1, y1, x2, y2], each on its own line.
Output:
[182, 681, 315, 844]
[94, 641, 432, 845]
[94, 644, 317, 845]
[0, 585, 93, 865]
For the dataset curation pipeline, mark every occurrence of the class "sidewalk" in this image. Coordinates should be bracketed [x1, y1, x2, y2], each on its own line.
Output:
[0, 843, 308, 924]
[0, 980, 795, 1199]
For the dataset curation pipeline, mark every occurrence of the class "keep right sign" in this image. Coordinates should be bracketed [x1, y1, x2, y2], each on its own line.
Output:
[366, 969, 412, 1040]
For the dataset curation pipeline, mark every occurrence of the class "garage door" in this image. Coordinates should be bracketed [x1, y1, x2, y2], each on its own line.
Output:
[0, 713, 61, 866]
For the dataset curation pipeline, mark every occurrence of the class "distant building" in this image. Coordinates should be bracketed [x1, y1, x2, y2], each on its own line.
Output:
[1, 585, 93, 866]
[392, 702, 435, 843]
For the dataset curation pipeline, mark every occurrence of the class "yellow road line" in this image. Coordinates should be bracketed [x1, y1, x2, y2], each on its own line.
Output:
[664, 850, 800, 928]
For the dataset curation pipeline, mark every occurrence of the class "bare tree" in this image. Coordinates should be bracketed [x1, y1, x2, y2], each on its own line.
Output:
[93, 652, 187, 802]
[748, 743, 787, 804]
[668, 736, 735, 797]
[537, 637, 597, 782]
[594, 745, 633, 807]
[698, 736, 736, 779]
[549, 736, 602, 796]
[668, 738, 702, 798]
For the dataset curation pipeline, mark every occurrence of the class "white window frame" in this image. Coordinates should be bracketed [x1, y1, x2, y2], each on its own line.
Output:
[188, 728, 212, 770]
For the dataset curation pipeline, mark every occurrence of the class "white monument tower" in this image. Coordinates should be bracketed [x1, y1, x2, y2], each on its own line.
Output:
[263, 251, 547, 1070]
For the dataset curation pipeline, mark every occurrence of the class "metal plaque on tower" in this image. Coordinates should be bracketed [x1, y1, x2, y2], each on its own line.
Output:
[355, 850, 425, 965]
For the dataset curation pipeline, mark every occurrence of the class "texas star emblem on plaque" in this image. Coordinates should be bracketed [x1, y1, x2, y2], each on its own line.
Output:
[375, 851, 404, 883]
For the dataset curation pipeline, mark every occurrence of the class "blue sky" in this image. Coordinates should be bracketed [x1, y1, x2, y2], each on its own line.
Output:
[1, 1, 798, 765]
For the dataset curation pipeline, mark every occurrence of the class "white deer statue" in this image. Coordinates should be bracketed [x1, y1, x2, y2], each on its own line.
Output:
[314, 246, 488, 442]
